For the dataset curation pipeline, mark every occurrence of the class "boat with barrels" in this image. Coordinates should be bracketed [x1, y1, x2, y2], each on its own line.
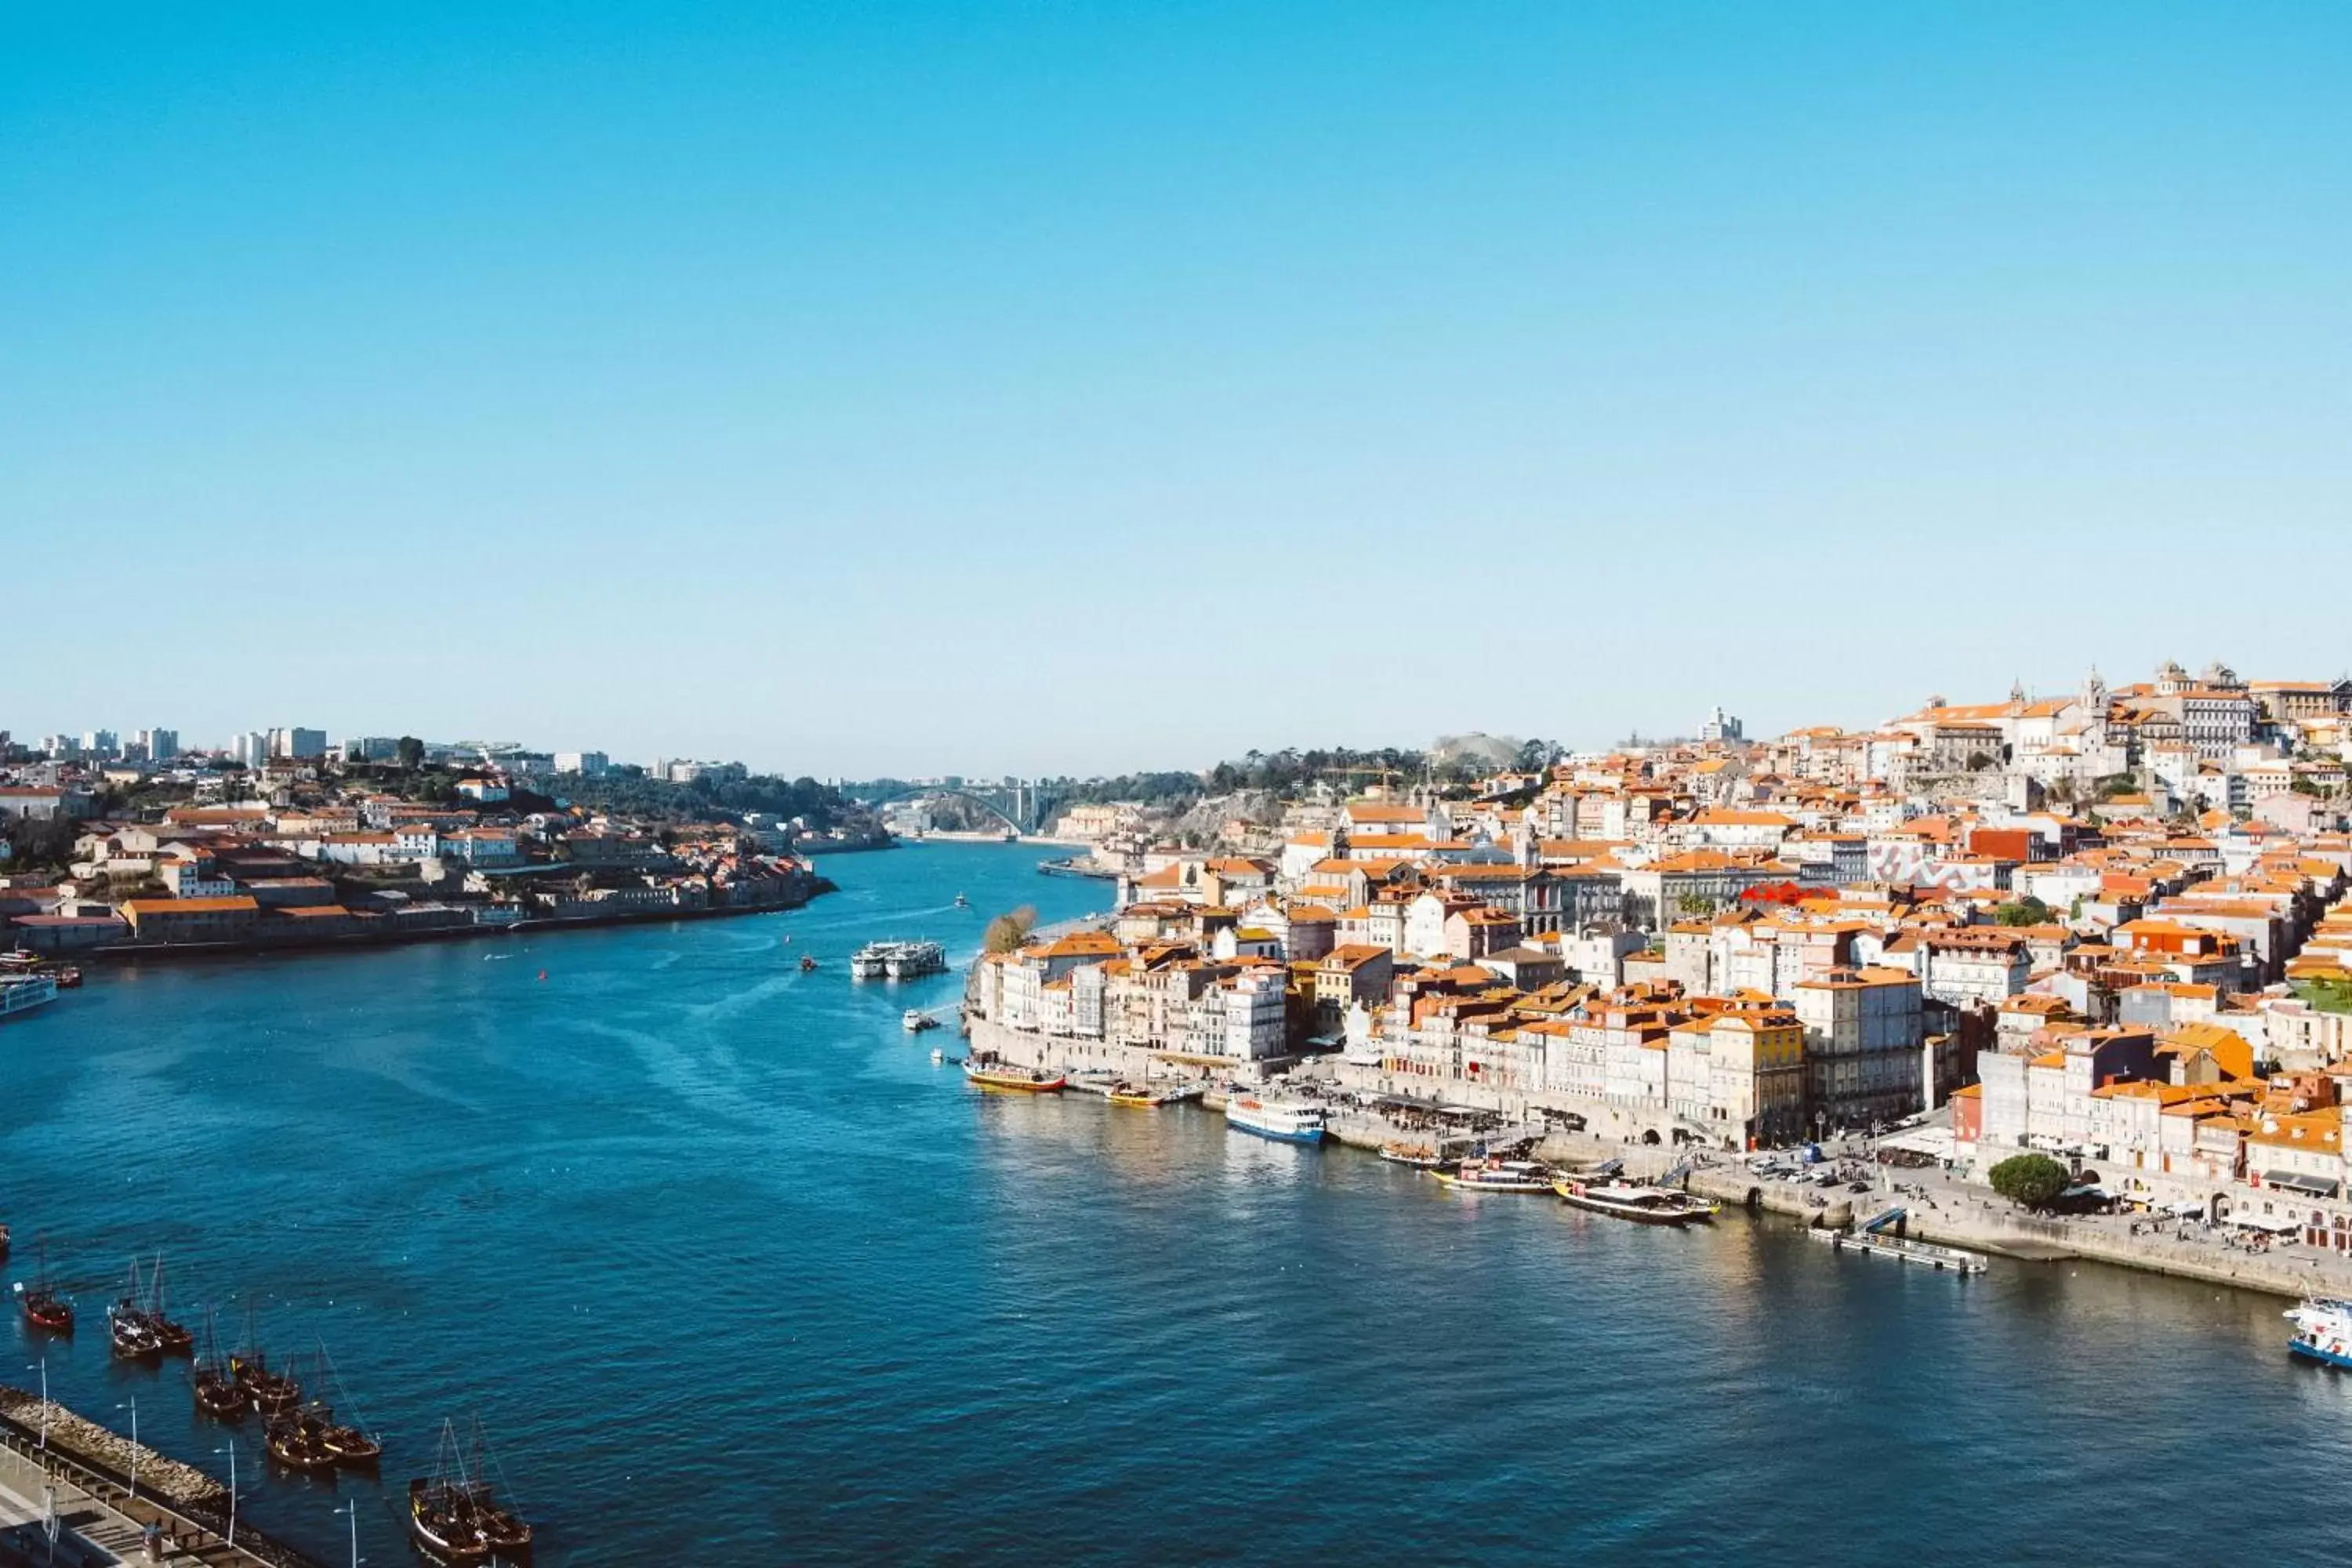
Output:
[962, 1052, 1066, 1092]
[1552, 1175, 1719, 1225]
[1431, 1156, 1555, 1193]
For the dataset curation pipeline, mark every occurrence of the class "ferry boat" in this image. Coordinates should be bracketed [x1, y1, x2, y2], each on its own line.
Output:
[962, 1054, 1066, 1093]
[1225, 1097, 1327, 1145]
[1432, 1156, 1554, 1192]
[851, 940, 949, 981]
[903, 1009, 941, 1033]
[1552, 1176, 1718, 1225]
[0, 972, 58, 1021]
[2287, 1299, 2352, 1369]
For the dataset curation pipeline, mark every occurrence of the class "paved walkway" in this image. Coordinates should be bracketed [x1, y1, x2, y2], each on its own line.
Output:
[0, 1436, 293, 1566]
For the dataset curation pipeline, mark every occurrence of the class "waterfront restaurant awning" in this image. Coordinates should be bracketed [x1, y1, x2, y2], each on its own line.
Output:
[2263, 1171, 2343, 1199]
[2231, 1211, 2303, 1234]
[2160, 1199, 2209, 1218]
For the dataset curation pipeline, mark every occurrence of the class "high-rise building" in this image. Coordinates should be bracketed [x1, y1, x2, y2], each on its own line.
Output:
[554, 751, 610, 777]
[233, 731, 271, 767]
[1701, 706, 1744, 744]
[269, 727, 328, 759]
[82, 729, 121, 757]
[339, 736, 401, 763]
[134, 728, 179, 762]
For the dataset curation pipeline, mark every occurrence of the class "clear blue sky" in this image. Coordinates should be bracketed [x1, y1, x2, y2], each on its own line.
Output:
[5, 4, 2347, 778]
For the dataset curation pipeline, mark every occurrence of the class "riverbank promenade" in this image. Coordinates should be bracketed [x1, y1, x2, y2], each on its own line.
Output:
[0, 1409, 318, 1568]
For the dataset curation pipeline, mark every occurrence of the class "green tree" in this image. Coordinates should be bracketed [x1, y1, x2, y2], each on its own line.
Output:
[1987, 1153, 2072, 1210]
[395, 736, 425, 770]
[1994, 896, 2052, 927]
[1675, 892, 1715, 916]
[982, 905, 1040, 954]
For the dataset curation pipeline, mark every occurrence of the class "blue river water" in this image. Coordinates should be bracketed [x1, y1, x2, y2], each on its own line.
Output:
[6, 840, 2352, 1566]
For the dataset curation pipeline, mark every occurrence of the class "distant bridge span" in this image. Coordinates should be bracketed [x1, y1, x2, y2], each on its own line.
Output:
[856, 785, 1061, 836]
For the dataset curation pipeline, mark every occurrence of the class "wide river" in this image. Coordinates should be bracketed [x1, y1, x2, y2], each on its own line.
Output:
[6, 841, 2352, 1565]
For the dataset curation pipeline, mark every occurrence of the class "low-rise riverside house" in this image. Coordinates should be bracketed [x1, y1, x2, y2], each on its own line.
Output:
[0, 741, 838, 957]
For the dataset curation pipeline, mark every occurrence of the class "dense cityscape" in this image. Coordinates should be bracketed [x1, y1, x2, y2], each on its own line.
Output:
[965, 662, 2352, 1278]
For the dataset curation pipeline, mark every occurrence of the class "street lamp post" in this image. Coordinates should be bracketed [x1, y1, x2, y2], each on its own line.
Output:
[214, 1443, 237, 1547]
[24, 1360, 47, 1450]
[116, 1397, 140, 1502]
[336, 1497, 364, 1568]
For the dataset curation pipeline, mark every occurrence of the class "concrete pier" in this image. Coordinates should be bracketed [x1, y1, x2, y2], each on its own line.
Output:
[0, 1402, 323, 1567]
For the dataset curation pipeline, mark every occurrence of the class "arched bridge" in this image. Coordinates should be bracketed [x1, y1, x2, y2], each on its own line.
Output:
[855, 783, 1062, 836]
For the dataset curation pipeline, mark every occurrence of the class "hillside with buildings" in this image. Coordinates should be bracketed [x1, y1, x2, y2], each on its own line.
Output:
[971, 662, 2352, 1241]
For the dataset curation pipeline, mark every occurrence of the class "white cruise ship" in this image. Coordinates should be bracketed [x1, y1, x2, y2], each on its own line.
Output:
[0, 973, 59, 1021]
[1225, 1096, 1327, 1145]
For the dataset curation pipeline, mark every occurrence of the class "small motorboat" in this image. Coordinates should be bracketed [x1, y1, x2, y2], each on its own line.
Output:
[929, 1047, 946, 1063]
[800, 955, 819, 973]
[903, 1009, 941, 1033]
[953, 891, 971, 909]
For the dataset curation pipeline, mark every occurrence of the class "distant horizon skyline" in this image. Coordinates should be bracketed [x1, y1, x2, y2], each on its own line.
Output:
[8, 6, 2347, 777]
[9, 650, 2337, 780]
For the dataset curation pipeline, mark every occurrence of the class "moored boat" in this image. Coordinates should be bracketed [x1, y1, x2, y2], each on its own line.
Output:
[0, 971, 59, 1021]
[1225, 1096, 1327, 1145]
[115, 1254, 193, 1355]
[18, 1238, 72, 1333]
[230, 1303, 303, 1414]
[1432, 1156, 1554, 1192]
[1552, 1176, 1717, 1225]
[1378, 1142, 1443, 1168]
[109, 1303, 164, 1359]
[2287, 1298, 2352, 1368]
[962, 1053, 1065, 1092]
[1109, 1083, 1190, 1108]
[193, 1306, 247, 1420]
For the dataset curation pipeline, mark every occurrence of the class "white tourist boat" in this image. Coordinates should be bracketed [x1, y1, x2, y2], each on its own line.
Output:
[851, 940, 949, 981]
[1225, 1096, 1326, 1145]
[0, 973, 58, 1021]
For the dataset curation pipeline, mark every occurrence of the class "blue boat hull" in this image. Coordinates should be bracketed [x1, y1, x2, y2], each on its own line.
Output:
[1229, 1120, 1325, 1145]
[2290, 1338, 2352, 1370]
